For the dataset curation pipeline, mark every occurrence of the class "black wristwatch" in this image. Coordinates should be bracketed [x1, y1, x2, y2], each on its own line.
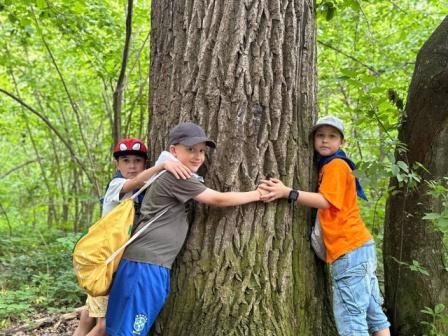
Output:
[288, 189, 299, 203]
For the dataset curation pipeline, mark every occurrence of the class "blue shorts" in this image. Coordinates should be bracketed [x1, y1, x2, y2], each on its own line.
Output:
[106, 259, 170, 336]
[332, 240, 390, 336]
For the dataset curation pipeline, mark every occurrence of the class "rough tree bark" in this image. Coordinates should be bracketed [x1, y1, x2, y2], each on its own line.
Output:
[384, 16, 448, 335]
[148, 0, 336, 335]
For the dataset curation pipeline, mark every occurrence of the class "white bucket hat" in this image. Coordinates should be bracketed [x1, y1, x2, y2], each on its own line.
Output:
[310, 116, 344, 138]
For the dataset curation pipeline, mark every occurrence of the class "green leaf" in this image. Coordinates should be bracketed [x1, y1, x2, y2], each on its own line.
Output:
[397, 160, 409, 173]
[421, 307, 434, 315]
[390, 164, 399, 176]
[340, 68, 358, 77]
[360, 74, 377, 84]
[36, 0, 46, 9]
[348, 0, 361, 11]
[422, 213, 441, 220]
[434, 303, 445, 314]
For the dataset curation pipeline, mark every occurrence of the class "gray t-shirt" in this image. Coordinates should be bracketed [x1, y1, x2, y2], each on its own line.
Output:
[123, 172, 206, 268]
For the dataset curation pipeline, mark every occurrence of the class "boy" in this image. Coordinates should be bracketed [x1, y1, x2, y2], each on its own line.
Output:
[105, 122, 265, 336]
[259, 116, 391, 336]
[74, 138, 191, 336]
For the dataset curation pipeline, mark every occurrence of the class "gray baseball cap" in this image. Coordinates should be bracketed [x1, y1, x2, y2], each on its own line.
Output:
[169, 122, 216, 148]
[310, 115, 344, 138]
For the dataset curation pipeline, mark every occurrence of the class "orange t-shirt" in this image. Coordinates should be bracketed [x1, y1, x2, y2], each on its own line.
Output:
[317, 158, 372, 263]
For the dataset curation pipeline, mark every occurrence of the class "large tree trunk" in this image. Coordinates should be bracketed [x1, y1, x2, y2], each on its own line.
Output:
[148, 0, 336, 335]
[384, 16, 448, 336]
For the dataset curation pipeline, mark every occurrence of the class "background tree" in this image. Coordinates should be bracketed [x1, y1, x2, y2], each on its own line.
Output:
[384, 16, 448, 335]
[148, 0, 336, 334]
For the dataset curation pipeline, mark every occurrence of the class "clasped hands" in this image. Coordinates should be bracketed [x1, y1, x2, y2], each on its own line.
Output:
[256, 178, 290, 202]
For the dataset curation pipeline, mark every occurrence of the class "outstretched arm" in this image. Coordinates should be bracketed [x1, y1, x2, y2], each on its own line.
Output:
[122, 161, 192, 193]
[193, 187, 265, 207]
[259, 178, 330, 209]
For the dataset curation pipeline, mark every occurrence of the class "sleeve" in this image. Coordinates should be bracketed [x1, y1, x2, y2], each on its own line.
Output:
[318, 159, 350, 210]
[101, 178, 132, 216]
[103, 178, 128, 204]
[163, 174, 207, 204]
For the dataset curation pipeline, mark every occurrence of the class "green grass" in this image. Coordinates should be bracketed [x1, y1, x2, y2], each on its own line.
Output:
[0, 226, 85, 329]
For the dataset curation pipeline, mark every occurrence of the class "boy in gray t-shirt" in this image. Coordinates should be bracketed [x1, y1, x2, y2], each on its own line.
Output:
[106, 122, 265, 336]
[74, 138, 191, 336]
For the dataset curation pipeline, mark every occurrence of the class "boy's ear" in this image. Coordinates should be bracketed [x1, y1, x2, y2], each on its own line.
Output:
[113, 158, 119, 168]
[169, 145, 177, 156]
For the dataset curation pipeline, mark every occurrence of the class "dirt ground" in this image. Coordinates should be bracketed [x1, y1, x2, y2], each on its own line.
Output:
[1, 309, 81, 336]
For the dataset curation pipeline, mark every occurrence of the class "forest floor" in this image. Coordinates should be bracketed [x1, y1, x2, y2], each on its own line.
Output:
[1, 308, 81, 336]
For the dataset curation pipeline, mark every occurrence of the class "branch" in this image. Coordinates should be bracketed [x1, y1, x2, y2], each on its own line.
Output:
[2, 306, 85, 335]
[0, 158, 38, 179]
[0, 202, 12, 236]
[317, 39, 380, 75]
[32, 8, 101, 196]
[113, 0, 134, 142]
[0, 88, 96, 189]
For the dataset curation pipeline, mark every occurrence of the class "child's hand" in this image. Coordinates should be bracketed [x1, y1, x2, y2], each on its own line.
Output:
[258, 178, 291, 202]
[256, 186, 269, 200]
[163, 161, 192, 179]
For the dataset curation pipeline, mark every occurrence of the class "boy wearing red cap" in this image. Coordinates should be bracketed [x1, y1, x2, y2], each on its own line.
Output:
[74, 138, 191, 336]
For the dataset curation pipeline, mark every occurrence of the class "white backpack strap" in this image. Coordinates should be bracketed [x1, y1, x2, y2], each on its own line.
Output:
[130, 170, 167, 201]
[105, 207, 169, 265]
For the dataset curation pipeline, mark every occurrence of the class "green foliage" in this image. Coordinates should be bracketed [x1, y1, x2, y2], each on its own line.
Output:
[421, 304, 448, 336]
[0, 0, 151, 233]
[317, 0, 447, 234]
[390, 256, 430, 277]
[423, 178, 448, 269]
[0, 227, 84, 327]
[424, 178, 448, 234]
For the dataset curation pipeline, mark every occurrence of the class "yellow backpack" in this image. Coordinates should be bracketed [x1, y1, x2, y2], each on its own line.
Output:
[73, 171, 167, 297]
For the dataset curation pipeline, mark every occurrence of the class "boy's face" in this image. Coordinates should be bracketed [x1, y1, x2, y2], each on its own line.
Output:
[115, 154, 146, 178]
[314, 125, 344, 156]
[169, 142, 207, 173]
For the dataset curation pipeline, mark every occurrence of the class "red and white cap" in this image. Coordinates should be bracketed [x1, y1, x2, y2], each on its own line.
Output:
[113, 138, 148, 159]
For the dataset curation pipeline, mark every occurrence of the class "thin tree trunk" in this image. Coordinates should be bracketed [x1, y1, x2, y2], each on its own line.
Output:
[8, 68, 57, 227]
[149, 0, 336, 335]
[32, 9, 101, 197]
[384, 16, 448, 335]
[113, 0, 134, 143]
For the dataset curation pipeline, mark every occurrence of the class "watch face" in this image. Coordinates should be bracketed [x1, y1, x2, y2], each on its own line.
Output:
[288, 190, 299, 203]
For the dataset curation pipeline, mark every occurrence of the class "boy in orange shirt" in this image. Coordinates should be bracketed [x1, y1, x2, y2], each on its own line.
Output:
[259, 116, 390, 336]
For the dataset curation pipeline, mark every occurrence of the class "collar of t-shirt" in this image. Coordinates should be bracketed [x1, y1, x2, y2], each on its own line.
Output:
[318, 149, 368, 201]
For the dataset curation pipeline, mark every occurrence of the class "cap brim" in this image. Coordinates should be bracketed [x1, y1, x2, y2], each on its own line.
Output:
[178, 137, 216, 148]
[309, 123, 344, 138]
[114, 150, 148, 159]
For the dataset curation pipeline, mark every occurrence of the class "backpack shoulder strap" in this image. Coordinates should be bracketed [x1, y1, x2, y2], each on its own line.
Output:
[105, 170, 168, 265]
[130, 170, 167, 201]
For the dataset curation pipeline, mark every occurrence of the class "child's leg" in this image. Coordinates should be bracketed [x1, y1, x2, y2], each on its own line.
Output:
[366, 269, 390, 335]
[106, 260, 170, 336]
[332, 242, 380, 335]
[86, 317, 106, 336]
[85, 295, 108, 336]
[73, 308, 95, 336]
[373, 329, 390, 336]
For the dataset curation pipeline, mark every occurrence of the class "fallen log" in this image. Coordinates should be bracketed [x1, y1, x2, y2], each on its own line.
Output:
[1, 306, 85, 335]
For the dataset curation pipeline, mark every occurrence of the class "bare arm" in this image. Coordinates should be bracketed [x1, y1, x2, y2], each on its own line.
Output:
[193, 188, 263, 207]
[259, 178, 330, 209]
[121, 161, 192, 193]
